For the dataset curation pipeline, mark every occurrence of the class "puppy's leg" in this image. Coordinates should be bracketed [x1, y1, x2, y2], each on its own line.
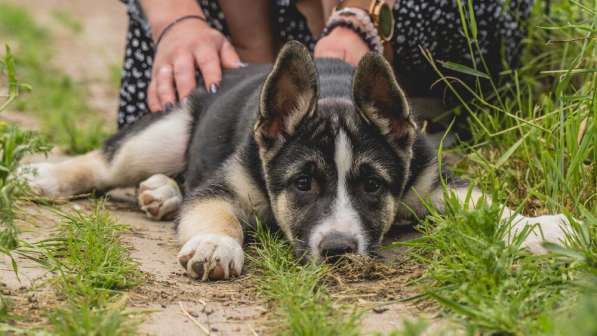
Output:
[138, 174, 182, 220]
[23, 106, 192, 198]
[442, 187, 571, 254]
[177, 197, 244, 281]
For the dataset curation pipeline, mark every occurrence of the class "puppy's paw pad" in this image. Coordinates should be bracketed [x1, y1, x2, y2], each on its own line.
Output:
[137, 174, 182, 220]
[18, 163, 62, 197]
[177, 234, 244, 281]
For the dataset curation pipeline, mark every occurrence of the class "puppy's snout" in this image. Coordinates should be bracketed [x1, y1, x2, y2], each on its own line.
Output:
[319, 232, 358, 262]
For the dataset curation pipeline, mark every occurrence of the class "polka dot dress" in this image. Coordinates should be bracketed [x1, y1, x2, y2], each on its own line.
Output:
[117, 0, 534, 128]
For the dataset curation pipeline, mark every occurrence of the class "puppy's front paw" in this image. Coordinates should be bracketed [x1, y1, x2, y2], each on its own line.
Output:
[138, 174, 182, 220]
[18, 163, 64, 198]
[177, 234, 244, 281]
[517, 214, 570, 254]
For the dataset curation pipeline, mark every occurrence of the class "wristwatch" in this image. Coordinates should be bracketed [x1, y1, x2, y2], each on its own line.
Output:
[336, 0, 395, 42]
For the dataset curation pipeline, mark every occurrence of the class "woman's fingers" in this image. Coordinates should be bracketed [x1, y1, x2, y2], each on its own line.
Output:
[194, 47, 222, 93]
[173, 53, 197, 101]
[156, 64, 177, 109]
[147, 78, 161, 112]
[220, 39, 242, 69]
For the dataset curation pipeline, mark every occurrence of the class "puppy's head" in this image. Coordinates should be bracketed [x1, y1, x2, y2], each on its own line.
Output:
[255, 42, 416, 261]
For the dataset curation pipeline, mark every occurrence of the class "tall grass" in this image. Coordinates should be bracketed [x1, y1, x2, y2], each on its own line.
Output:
[1, 45, 49, 328]
[402, 0, 596, 334]
[0, 45, 49, 254]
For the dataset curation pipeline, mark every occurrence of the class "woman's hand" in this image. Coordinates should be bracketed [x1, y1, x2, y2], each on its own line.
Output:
[314, 26, 371, 66]
[147, 19, 242, 112]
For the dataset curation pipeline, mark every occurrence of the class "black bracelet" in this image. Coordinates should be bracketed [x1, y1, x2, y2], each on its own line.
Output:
[155, 15, 207, 48]
[320, 19, 377, 52]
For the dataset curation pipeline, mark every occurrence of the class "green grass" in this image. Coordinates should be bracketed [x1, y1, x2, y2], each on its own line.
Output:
[0, 5, 140, 335]
[48, 202, 141, 292]
[0, 3, 109, 154]
[399, 192, 593, 334]
[1, 45, 50, 260]
[397, 0, 597, 335]
[49, 296, 140, 336]
[43, 202, 143, 335]
[249, 221, 362, 336]
[1, 201, 143, 335]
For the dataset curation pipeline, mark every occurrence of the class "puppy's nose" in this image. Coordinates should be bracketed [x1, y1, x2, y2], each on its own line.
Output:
[319, 232, 357, 262]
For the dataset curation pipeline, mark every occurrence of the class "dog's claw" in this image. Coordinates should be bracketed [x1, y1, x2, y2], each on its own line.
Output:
[177, 234, 244, 281]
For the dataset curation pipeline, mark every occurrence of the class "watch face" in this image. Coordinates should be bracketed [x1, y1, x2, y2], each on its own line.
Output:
[378, 4, 394, 40]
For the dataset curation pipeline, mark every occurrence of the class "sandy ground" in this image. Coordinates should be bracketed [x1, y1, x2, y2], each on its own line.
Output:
[0, 1, 434, 334]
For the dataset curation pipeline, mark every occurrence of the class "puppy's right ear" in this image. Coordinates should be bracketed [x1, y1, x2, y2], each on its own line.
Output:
[255, 41, 319, 149]
[353, 52, 416, 150]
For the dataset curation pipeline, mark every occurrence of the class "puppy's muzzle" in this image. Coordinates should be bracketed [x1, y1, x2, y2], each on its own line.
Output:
[318, 232, 358, 262]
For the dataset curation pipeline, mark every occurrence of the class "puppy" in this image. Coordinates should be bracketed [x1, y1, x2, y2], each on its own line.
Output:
[22, 42, 570, 281]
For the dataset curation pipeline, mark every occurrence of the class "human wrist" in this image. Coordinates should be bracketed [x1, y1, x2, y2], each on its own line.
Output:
[322, 8, 383, 52]
[154, 15, 209, 48]
[140, 0, 206, 41]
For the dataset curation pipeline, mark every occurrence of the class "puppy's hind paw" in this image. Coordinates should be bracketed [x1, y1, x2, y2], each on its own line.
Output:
[177, 234, 244, 281]
[138, 174, 182, 220]
[17, 163, 64, 198]
[516, 214, 572, 254]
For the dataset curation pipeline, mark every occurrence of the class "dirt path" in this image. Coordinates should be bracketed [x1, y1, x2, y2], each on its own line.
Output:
[1, 1, 432, 334]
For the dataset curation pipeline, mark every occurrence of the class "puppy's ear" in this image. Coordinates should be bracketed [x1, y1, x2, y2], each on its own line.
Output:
[256, 41, 318, 147]
[353, 52, 416, 149]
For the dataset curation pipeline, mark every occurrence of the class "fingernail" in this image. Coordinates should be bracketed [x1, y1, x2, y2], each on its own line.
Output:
[164, 102, 174, 112]
[236, 61, 248, 68]
[209, 83, 219, 94]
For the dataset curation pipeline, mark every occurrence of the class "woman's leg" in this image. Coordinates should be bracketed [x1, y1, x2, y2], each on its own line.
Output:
[117, 15, 154, 128]
[389, 0, 535, 96]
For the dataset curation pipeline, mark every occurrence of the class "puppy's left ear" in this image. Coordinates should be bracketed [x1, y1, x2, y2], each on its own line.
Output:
[353, 52, 416, 149]
[256, 41, 319, 148]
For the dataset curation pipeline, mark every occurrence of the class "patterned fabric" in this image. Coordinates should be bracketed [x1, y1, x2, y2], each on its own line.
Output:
[117, 0, 534, 128]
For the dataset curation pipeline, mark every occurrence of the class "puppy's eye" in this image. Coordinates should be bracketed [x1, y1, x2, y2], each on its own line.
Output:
[363, 177, 383, 193]
[294, 175, 312, 192]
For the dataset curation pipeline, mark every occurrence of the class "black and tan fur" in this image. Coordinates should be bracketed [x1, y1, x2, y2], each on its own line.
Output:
[23, 42, 570, 281]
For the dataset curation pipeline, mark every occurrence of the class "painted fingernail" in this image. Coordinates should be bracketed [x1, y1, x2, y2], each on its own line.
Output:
[209, 83, 219, 94]
[236, 61, 248, 68]
[164, 102, 174, 112]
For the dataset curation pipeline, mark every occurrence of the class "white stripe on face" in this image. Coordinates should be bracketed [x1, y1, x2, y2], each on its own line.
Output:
[308, 130, 367, 259]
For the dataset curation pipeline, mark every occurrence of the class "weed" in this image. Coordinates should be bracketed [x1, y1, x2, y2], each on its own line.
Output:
[40, 201, 143, 334]
[1, 45, 50, 251]
[0, 43, 49, 333]
[47, 202, 140, 293]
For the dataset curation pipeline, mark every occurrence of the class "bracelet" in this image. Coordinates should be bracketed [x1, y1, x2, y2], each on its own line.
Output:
[155, 15, 207, 48]
[320, 19, 381, 53]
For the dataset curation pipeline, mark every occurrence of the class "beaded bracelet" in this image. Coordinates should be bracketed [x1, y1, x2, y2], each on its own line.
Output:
[320, 19, 381, 53]
[155, 15, 207, 49]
